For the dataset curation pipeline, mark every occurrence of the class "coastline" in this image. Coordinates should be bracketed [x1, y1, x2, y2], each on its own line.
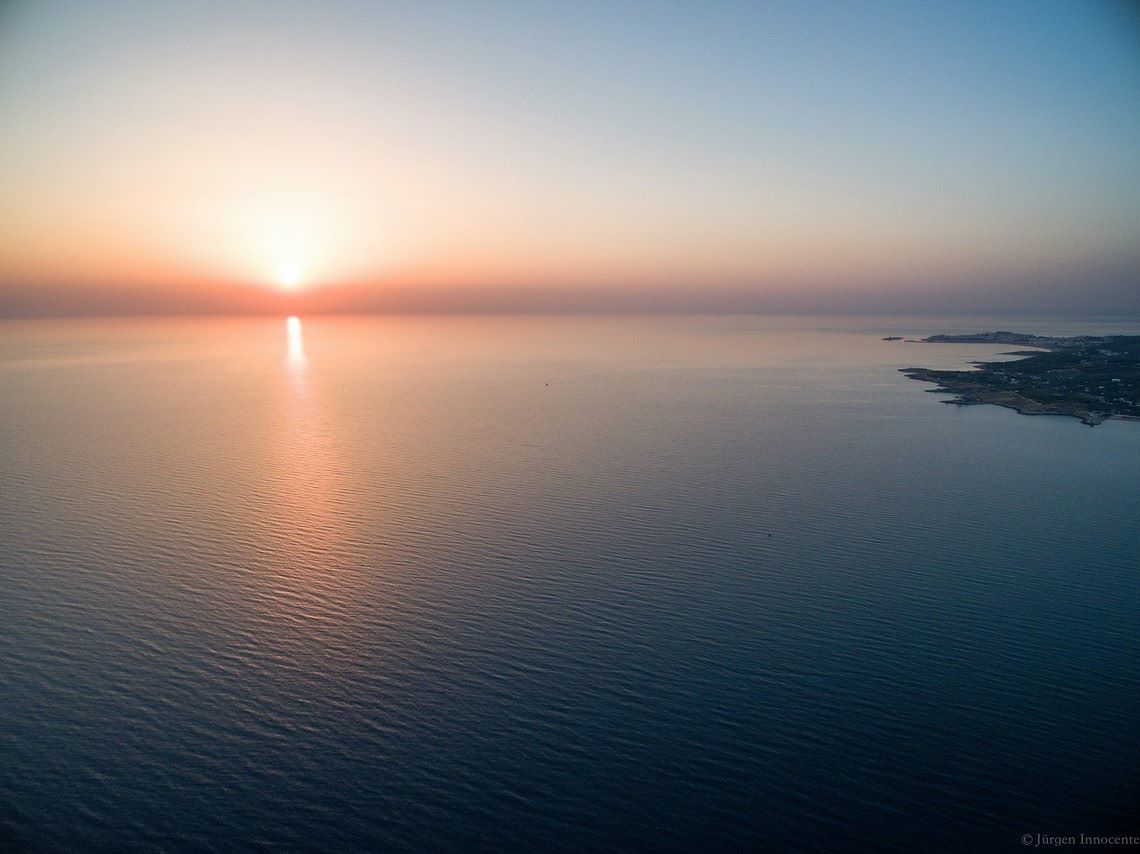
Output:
[900, 332, 1140, 427]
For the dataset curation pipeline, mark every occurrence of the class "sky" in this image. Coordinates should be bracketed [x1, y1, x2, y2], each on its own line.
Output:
[1, 0, 1137, 316]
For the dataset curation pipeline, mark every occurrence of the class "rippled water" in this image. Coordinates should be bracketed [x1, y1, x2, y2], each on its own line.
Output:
[2, 315, 1138, 851]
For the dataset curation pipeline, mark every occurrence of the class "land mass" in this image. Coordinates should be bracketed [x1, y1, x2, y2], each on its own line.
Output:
[900, 332, 1140, 426]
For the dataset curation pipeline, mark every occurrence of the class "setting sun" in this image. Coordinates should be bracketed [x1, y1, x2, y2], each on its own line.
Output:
[277, 263, 303, 291]
[0, 1, 1138, 849]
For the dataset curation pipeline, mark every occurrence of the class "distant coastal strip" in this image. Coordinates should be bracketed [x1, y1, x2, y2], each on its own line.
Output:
[900, 332, 1140, 426]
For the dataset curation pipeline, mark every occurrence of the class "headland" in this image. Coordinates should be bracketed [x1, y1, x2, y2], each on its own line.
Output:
[900, 332, 1140, 426]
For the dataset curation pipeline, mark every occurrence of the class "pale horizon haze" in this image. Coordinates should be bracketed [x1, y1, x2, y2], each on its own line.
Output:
[1, 0, 1138, 317]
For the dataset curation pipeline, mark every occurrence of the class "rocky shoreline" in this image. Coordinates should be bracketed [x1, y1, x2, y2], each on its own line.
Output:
[900, 332, 1140, 427]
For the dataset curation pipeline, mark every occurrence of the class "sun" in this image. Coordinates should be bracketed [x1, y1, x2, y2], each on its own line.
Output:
[277, 262, 303, 291]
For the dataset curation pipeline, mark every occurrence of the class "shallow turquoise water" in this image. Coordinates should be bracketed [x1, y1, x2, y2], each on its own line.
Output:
[2, 315, 1138, 851]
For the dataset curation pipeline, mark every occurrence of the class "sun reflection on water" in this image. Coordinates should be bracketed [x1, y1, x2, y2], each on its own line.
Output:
[286, 315, 306, 368]
[270, 315, 361, 619]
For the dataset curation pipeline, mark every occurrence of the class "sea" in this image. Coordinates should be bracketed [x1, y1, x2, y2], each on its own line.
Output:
[2, 314, 1138, 851]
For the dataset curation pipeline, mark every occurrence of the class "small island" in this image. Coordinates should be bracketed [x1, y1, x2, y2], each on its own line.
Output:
[901, 332, 1140, 426]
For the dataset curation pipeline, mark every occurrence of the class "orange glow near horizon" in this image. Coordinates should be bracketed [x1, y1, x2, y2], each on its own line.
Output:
[1, 2, 1136, 316]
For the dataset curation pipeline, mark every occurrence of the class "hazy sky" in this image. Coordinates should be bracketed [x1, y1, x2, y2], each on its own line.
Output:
[1, 0, 1137, 316]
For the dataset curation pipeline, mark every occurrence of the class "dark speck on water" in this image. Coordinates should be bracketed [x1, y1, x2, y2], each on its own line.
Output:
[1, 315, 1138, 851]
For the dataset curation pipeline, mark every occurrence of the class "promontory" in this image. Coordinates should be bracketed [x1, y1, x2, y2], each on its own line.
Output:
[900, 332, 1140, 426]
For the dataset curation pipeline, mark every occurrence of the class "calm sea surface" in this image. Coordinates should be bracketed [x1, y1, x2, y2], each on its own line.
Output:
[2, 315, 1138, 851]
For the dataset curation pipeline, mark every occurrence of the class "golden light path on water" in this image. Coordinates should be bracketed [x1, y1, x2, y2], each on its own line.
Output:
[270, 315, 359, 620]
[286, 316, 305, 366]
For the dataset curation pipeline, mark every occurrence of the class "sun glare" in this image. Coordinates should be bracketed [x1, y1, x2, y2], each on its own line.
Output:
[278, 263, 303, 291]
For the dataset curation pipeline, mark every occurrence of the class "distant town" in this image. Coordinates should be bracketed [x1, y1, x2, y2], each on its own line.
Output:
[900, 332, 1140, 426]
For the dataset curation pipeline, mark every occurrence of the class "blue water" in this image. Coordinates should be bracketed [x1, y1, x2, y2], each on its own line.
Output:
[2, 315, 1138, 851]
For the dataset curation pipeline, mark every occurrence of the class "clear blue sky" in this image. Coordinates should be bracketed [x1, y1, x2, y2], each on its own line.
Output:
[1, 0, 1137, 315]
